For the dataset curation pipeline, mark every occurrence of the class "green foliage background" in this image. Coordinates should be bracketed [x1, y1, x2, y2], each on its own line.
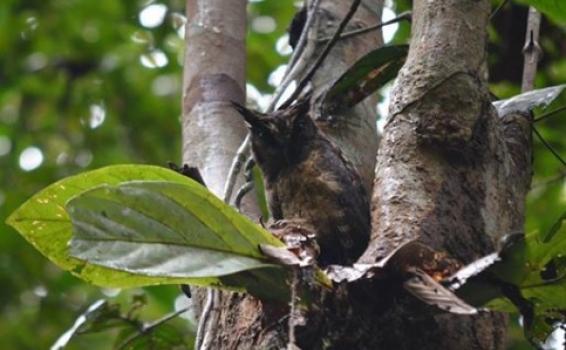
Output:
[0, 0, 564, 349]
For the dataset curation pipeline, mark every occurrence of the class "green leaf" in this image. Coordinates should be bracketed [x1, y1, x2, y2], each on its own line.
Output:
[6, 165, 285, 293]
[455, 230, 566, 344]
[318, 45, 408, 116]
[67, 181, 279, 278]
[515, 0, 566, 24]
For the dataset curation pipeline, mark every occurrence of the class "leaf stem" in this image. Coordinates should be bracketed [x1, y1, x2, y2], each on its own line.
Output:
[533, 126, 566, 168]
[533, 105, 566, 123]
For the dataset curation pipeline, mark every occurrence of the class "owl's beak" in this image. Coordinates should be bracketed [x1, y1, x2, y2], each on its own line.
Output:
[230, 101, 265, 128]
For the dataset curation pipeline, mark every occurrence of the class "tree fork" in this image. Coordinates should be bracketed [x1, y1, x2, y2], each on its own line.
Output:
[359, 0, 532, 348]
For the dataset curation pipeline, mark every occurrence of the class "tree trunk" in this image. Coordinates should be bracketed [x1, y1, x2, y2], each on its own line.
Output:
[186, 2, 386, 348]
[182, 0, 250, 206]
[311, 0, 384, 191]
[358, 0, 531, 348]
[181, 0, 532, 349]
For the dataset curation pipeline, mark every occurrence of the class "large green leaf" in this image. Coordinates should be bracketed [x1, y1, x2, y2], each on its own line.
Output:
[454, 230, 566, 345]
[317, 45, 408, 117]
[67, 181, 279, 278]
[515, 0, 566, 24]
[6, 165, 285, 293]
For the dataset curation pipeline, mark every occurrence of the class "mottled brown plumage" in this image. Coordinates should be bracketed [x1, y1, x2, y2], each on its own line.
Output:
[232, 99, 370, 266]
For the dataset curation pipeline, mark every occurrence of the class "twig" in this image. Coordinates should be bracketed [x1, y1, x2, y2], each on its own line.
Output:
[489, 0, 510, 20]
[533, 126, 566, 168]
[287, 0, 322, 79]
[199, 290, 220, 350]
[233, 181, 254, 210]
[195, 289, 215, 350]
[279, 0, 362, 109]
[118, 306, 192, 350]
[533, 105, 566, 123]
[222, 133, 251, 204]
[287, 267, 300, 350]
[318, 11, 411, 42]
[272, 0, 322, 109]
[521, 7, 542, 93]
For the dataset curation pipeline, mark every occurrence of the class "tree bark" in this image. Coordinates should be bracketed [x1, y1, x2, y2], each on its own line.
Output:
[311, 0, 384, 191]
[358, 0, 532, 348]
[194, 1, 386, 348]
[182, 0, 250, 204]
[182, 0, 532, 348]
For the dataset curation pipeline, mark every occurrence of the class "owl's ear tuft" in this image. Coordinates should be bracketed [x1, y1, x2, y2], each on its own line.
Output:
[230, 101, 264, 128]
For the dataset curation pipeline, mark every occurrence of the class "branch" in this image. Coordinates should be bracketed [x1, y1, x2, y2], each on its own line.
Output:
[489, 0, 510, 20]
[521, 7, 542, 93]
[533, 105, 566, 123]
[287, 267, 300, 350]
[532, 126, 566, 168]
[221, 133, 251, 204]
[318, 11, 411, 42]
[271, 0, 322, 110]
[117, 306, 192, 350]
[279, 0, 362, 109]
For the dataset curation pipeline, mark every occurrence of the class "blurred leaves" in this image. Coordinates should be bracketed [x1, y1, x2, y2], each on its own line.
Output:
[52, 296, 191, 350]
[452, 224, 566, 345]
[515, 0, 566, 24]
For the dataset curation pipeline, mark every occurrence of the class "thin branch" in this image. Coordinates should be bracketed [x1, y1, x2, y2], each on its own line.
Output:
[118, 306, 192, 350]
[533, 105, 566, 123]
[272, 0, 322, 110]
[195, 289, 214, 350]
[521, 7, 542, 93]
[200, 290, 220, 350]
[233, 181, 254, 210]
[287, 267, 300, 350]
[319, 11, 411, 42]
[222, 133, 251, 204]
[531, 170, 566, 189]
[279, 0, 362, 109]
[286, 0, 322, 80]
[533, 126, 566, 168]
[489, 0, 510, 20]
